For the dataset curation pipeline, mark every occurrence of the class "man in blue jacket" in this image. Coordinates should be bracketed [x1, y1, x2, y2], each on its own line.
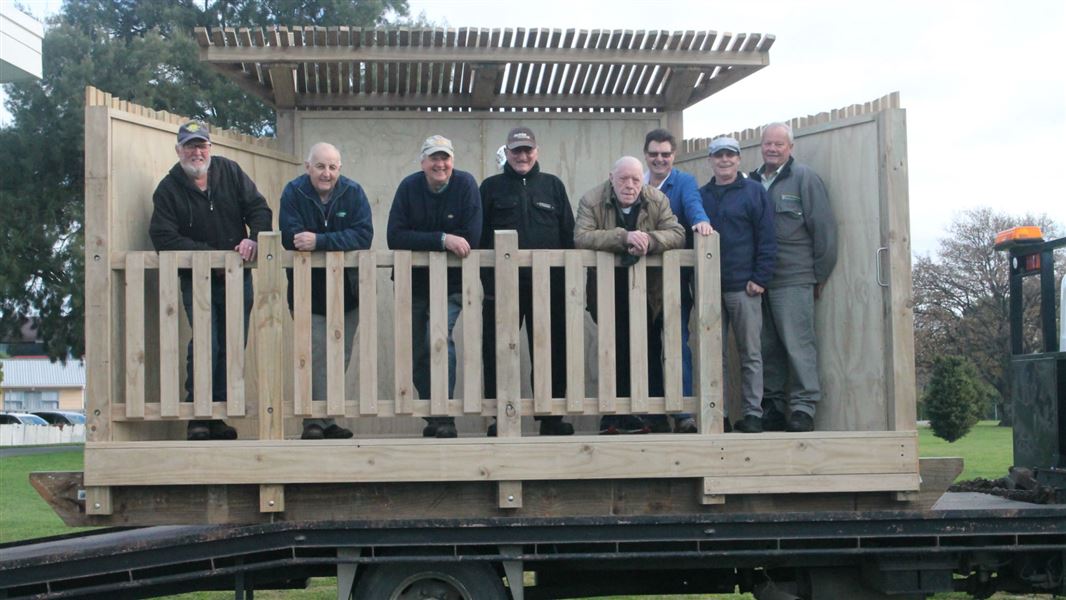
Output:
[699, 137, 777, 433]
[387, 135, 482, 439]
[643, 128, 713, 434]
[280, 143, 373, 440]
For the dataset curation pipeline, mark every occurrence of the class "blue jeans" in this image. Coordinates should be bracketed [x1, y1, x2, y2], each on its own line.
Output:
[411, 292, 462, 423]
[180, 271, 253, 403]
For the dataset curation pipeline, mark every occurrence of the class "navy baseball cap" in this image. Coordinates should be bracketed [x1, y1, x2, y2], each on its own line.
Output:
[177, 121, 211, 145]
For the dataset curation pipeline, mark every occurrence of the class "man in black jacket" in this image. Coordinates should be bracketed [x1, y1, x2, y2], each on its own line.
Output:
[149, 122, 273, 441]
[479, 127, 575, 436]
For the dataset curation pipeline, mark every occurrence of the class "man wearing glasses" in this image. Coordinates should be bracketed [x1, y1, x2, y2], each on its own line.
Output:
[643, 129, 713, 433]
[149, 121, 273, 441]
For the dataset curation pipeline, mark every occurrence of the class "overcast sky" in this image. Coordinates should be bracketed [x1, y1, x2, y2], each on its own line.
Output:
[404, 0, 1066, 256]
[9, 0, 1065, 256]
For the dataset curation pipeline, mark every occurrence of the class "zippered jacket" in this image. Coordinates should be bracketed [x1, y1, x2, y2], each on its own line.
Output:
[699, 175, 777, 293]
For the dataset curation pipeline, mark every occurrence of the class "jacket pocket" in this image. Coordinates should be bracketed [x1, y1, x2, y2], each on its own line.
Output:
[775, 194, 805, 240]
[489, 196, 520, 229]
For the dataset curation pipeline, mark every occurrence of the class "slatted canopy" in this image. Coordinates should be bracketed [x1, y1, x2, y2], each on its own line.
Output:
[194, 27, 773, 112]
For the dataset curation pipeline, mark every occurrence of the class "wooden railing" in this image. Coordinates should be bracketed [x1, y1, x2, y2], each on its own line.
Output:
[109, 230, 723, 435]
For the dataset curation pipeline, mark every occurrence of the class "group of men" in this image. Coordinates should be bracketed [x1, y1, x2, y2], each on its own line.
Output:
[149, 120, 836, 441]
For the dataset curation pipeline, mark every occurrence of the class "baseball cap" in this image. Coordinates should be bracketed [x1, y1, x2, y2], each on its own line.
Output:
[177, 121, 211, 145]
[421, 135, 454, 158]
[708, 136, 741, 156]
[505, 127, 537, 150]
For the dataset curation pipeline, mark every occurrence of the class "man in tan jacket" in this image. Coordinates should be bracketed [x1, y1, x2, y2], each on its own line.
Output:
[576, 156, 685, 433]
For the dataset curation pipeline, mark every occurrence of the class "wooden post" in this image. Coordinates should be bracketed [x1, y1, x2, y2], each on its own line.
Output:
[428, 252, 449, 416]
[564, 252, 585, 414]
[393, 251, 414, 414]
[495, 231, 522, 508]
[293, 252, 313, 415]
[224, 252, 246, 417]
[256, 233, 285, 442]
[628, 260, 648, 414]
[191, 253, 213, 417]
[358, 251, 379, 415]
[461, 253, 482, 414]
[531, 252, 552, 415]
[694, 234, 724, 505]
[662, 251, 683, 412]
[124, 253, 145, 420]
[158, 252, 180, 418]
[596, 252, 616, 413]
[326, 251, 345, 417]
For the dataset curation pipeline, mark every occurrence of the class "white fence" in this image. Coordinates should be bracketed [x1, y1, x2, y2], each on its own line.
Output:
[0, 424, 85, 446]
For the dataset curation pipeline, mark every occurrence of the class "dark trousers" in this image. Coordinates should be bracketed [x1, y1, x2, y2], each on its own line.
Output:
[482, 272, 568, 422]
[180, 271, 253, 403]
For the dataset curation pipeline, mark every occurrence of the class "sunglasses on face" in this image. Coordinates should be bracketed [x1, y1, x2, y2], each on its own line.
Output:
[645, 151, 673, 158]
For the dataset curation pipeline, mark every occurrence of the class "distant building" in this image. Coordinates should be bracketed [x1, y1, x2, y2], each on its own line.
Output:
[1, 358, 85, 413]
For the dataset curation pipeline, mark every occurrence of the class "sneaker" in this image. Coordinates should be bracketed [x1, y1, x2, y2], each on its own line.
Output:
[786, 411, 815, 432]
[208, 420, 238, 440]
[539, 418, 574, 436]
[761, 408, 787, 432]
[422, 423, 438, 437]
[674, 417, 698, 434]
[301, 424, 325, 440]
[435, 421, 458, 438]
[187, 420, 210, 441]
[323, 424, 353, 439]
[734, 414, 763, 433]
[486, 422, 497, 437]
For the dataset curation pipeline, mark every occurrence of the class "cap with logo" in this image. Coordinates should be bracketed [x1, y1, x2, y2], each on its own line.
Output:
[177, 121, 211, 145]
[421, 135, 454, 158]
[506, 127, 537, 150]
[708, 136, 741, 156]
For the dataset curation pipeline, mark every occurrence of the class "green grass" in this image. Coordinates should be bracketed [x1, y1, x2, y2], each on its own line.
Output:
[918, 420, 1013, 481]
[0, 425, 1038, 598]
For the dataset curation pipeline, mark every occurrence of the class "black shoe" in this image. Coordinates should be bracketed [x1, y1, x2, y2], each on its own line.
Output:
[208, 420, 237, 440]
[674, 417, 698, 434]
[301, 424, 325, 440]
[762, 408, 787, 432]
[539, 418, 574, 436]
[723, 416, 732, 433]
[486, 422, 497, 437]
[435, 422, 458, 438]
[187, 420, 210, 441]
[734, 414, 763, 433]
[323, 424, 353, 439]
[786, 411, 815, 432]
[645, 416, 672, 433]
[422, 424, 437, 437]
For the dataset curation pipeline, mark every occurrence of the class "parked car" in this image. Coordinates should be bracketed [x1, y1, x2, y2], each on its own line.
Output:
[32, 411, 86, 427]
[0, 413, 50, 425]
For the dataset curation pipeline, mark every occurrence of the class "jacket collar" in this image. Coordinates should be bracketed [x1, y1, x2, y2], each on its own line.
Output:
[753, 155, 794, 182]
[503, 161, 540, 179]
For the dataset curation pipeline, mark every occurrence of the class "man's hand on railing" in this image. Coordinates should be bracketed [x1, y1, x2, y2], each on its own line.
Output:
[692, 222, 714, 236]
[235, 238, 258, 262]
[293, 232, 317, 252]
[443, 233, 471, 258]
[626, 230, 651, 256]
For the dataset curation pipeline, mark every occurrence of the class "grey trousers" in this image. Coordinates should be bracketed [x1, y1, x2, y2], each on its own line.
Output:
[303, 308, 358, 430]
[722, 290, 764, 418]
[761, 284, 820, 417]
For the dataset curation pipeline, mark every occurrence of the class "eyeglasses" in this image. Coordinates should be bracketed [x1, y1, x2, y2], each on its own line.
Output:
[181, 142, 211, 152]
[645, 151, 673, 158]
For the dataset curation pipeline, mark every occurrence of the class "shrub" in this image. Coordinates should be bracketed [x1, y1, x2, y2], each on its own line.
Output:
[923, 355, 984, 442]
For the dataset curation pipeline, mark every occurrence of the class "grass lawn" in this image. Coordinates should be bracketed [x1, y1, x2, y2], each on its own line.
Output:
[0, 423, 1043, 598]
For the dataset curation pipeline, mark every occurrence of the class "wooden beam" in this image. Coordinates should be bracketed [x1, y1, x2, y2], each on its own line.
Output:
[470, 63, 503, 109]
[201, 45, 770, 69]
[662, 67, 702, 110]
[83, 431, 919, 487]
[686, 64, 764, 107]
[209, 63, 274, 105]
[294, 91, 665, 110]
[268, 64, 297, 109]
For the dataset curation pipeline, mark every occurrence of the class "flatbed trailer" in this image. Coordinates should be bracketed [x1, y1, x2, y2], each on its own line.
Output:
[3, 490, 1064, 599]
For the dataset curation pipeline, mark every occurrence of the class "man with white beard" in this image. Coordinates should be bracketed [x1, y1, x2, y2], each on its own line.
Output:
[149, 121, 273, 441]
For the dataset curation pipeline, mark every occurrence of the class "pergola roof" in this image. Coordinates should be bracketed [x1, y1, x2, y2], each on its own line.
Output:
[194, 27, 773, 112]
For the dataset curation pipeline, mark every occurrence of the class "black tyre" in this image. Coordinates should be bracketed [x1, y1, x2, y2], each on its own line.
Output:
[352, 561, 508, 600]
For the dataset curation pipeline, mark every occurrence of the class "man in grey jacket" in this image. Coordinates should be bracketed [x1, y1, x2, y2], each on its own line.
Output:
[749, 123, 838, 432]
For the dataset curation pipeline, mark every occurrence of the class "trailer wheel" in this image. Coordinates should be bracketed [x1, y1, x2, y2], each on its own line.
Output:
[352, 562, 507, 600]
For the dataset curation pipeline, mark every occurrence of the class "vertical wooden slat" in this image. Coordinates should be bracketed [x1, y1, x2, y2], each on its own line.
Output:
[531, 252, 552, 414]
[191, 253, 212, 417]
[124, 253, 145, 419]
[393, 251, 414, 414]
[158, 252, 180, 418]
[326, 252, 346, 417]
[293, 253, 313, 414]
[628, 260, 648, 414]
[564, 252, 585, 413]
[596, 252, 616, 412]
[84, 101, 112, 453]
[461, 254, 482, 414]
[260, 483, 284, 513]
[358, 252, 378, 415]
[662, 251, 683, 412]
[428, 252, 449, 416]
[495, 232, 522, 508]
[256, 233, 285, 441]
[224, 253, 245, 417]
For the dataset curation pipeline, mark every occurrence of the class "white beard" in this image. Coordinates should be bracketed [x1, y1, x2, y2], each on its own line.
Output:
[180, 161, 208, 179]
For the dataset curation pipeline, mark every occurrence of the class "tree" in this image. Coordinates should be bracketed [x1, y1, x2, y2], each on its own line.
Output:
[923, 355, 986, 442]
[912, 208, 1063, 425]
[0, 0, 412, 361]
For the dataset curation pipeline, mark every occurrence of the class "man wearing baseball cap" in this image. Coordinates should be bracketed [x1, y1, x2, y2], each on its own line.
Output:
[479, 127, 576, 436]
[386, 135, 482, 438]
[699, 136, 777, 433]
[149, 121, 273, 441]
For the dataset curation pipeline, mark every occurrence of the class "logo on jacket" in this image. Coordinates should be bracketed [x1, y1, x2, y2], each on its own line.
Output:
[337, 211, 347, 218]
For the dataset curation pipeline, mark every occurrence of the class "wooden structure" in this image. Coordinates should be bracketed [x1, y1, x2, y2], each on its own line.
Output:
[76, 28, 920, 524]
